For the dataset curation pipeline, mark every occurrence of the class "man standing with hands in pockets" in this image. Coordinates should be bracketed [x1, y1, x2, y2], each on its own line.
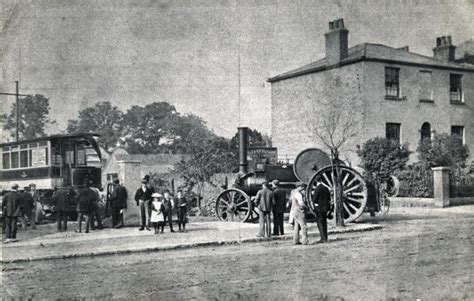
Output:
[312, 175, 331, 243]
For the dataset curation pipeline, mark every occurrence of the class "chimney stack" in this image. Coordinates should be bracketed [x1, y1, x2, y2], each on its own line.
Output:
[325, 18, 349, 65]
[433, 35, 456, 61]
[238, 127, 249, 174]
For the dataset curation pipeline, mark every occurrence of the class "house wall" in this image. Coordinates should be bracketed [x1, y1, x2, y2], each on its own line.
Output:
[271, 63, 366, 166]
[361, 61, 474, 162]
[271, 61, 474, 167]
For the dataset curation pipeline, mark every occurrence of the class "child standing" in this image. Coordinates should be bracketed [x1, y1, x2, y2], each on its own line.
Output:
[150, 193, 164, 234]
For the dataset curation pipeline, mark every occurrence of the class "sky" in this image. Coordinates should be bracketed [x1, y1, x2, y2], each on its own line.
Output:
[1, 0, 473, 139]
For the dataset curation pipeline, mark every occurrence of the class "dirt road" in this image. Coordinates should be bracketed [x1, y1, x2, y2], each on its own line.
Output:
[1, 207, 473, 300]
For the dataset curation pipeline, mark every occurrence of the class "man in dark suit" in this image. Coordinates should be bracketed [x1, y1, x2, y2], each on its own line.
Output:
[271, 179, 286, 236]
[312, 175, 331, 243]
[175, 189, 187, 232]
[255, 182, 273, 238]
[134, 179, 153, 231]
[110, 178, 128, 228]
[76, 181, 95, 233]
[162, 190, 175, 233]
[20, 186, 36, 230]
[4, 184, 22, 242]
[53, 187, 75, 232]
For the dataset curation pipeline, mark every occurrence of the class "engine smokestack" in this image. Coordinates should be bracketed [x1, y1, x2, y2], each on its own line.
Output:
[238, 127, 249, 174]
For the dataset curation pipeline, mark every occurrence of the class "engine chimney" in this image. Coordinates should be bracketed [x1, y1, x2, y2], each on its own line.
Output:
[433, 35, 456, 62]
[238, 127, 249, 174]
[325, 18, 349, 65]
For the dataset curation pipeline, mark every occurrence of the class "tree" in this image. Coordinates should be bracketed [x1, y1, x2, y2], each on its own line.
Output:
[356, 137, 411, 181]
[66, 102, 123, 154]
[2, 94, 55, 140]
[174, 128, 234, 206]
[305, 72, 363, 226]
[121, 102, 184, 154]
[417, 134, 469, 168]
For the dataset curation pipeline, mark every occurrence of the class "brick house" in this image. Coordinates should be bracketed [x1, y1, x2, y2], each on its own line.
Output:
[268, 18, 474, 167]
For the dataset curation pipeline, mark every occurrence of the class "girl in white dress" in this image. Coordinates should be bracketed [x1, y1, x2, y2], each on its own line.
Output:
[150, 193, 165, 234]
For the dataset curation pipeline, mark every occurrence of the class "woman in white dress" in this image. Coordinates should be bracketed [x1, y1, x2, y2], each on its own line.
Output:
[150, 193, 165, 234]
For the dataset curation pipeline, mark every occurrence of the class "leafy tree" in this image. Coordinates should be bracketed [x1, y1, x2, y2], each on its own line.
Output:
[66, 102, 123, 154]
[229, 128, 269, 150]
[2, 94, 55, 140]
[121, 102, 183, 154]
[227, 128, 271, 171]
[174, 128, 234, 205]
[417, 133, 469, 168]
[356, 137, 411, 181]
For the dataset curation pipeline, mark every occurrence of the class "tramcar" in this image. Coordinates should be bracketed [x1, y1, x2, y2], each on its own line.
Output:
[0, 133, 102, 217]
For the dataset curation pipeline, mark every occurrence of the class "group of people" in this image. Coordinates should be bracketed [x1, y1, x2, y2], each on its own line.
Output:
[254, 175, 330, 245]
[134, 176, 187, 234]
[2, 184, 38, 242]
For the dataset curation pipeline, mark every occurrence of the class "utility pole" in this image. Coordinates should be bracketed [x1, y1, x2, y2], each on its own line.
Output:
[0, 81, 28, 142]
[15, 81, 19, 141]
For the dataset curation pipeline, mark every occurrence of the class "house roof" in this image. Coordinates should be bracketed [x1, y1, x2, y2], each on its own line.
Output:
[268, 43, 474, 82]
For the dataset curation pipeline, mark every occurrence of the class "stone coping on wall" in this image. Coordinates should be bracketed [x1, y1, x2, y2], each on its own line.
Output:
[450, 197, 474, 206]
[391, 197, 435, 207]
[391, 197, 474, 207]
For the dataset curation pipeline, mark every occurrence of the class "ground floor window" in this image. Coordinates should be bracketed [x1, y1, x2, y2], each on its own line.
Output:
[421, 122, 431, 141]
[386, 123, 401, 143]
[451, 126, 465, 144]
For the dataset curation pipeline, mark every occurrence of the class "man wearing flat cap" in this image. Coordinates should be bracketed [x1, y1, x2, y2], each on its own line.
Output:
[255, 182, 273, 238]
[3, 184, 22, 242]
[134, 178, 153, 231]
[271, 179, 286, 236]
[290, 183, 309, 245]
[110, 178, 128, 228]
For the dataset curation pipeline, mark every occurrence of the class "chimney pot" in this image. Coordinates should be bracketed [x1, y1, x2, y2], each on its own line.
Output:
[329, 21, 334, 30]
[433, 36, 456, 62]
[338, 19, 345, 28]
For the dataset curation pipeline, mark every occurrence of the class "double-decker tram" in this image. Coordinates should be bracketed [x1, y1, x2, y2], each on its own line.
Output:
[0, 133, 102, 216]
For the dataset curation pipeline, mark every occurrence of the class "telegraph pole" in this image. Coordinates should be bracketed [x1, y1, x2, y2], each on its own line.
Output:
[15, 81, 19, 141]
[0, 81, 28, 142]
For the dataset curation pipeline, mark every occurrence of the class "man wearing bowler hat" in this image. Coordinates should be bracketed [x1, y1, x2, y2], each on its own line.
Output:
[134, 177, 153, 231]
[110, 178, 128, 228]
[3, 184, 22, 242]
[271, 179, 286, 236]
[312, 175, 331, 243]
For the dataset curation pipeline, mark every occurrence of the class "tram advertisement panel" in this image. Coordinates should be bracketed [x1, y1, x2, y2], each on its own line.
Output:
[31, 148, 47, 167]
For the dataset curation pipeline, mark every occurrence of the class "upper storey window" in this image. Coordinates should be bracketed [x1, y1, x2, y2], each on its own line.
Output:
[449, 74, 463, 103]
[385, 67, 400, 99]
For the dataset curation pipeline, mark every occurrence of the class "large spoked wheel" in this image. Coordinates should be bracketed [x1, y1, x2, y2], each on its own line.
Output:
[216, 188, 252, 222]
[307, 165, 368, 224]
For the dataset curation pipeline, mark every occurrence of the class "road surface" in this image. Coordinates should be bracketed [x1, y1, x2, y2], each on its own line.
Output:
[1, 206, 473, 300]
